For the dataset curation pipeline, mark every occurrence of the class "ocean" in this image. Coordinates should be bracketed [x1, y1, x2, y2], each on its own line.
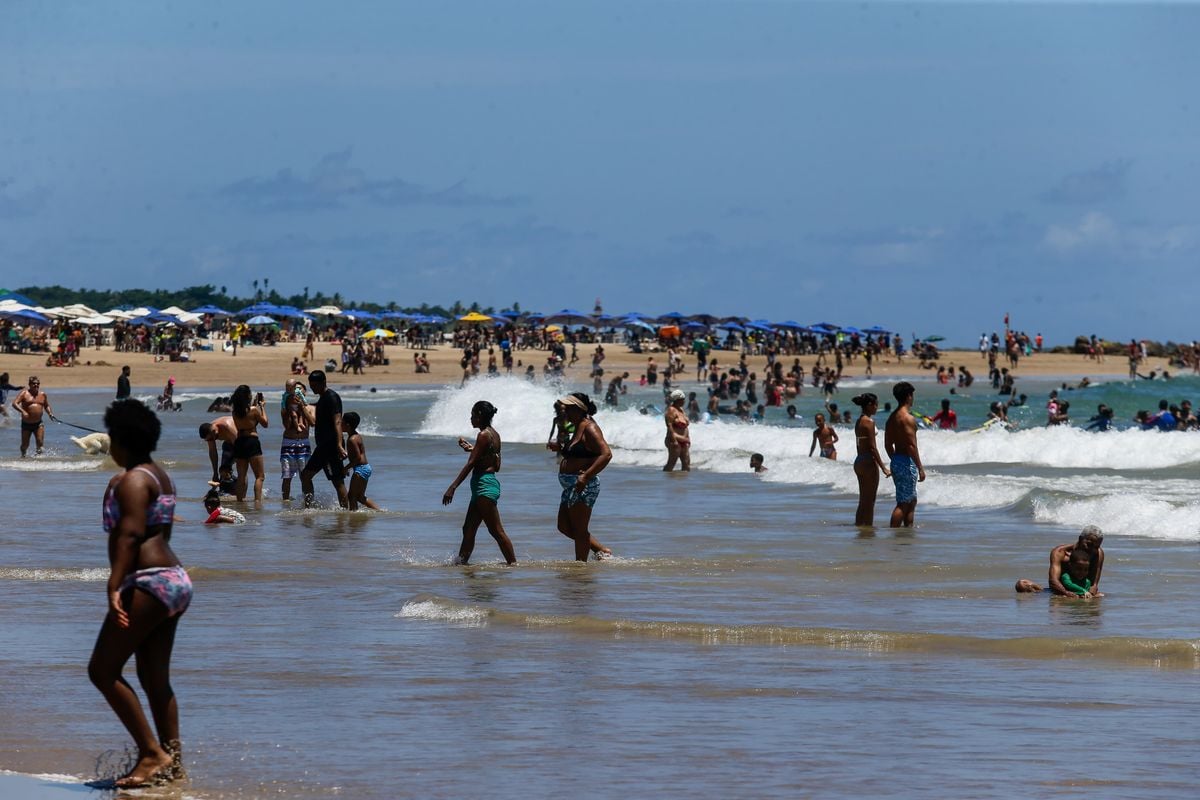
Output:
[1, 373, 1197, 799]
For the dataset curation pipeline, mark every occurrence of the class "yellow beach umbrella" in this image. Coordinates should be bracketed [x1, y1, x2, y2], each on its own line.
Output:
[363, 328, 396, 339]
[458, 311, 492, 323]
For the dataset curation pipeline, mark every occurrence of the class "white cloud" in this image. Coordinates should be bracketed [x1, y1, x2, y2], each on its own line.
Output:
[1043, 211, 1118, 253]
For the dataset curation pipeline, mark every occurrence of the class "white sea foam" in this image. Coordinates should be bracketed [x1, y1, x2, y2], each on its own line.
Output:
[0, 458, 105, 472]
[417, 378, 1200, 540]
[397, 597, 488, 626]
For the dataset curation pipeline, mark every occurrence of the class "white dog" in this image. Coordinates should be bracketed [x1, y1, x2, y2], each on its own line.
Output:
[70, 432, 111, 455]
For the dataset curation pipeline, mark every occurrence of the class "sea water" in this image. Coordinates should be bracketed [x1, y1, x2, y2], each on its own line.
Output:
[0, 373, 1197, 799]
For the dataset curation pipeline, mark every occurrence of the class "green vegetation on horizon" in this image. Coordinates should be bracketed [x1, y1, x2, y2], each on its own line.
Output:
[10, 284, 503, 320]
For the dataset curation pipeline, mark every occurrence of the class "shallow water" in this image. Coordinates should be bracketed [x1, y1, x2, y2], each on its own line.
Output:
[0, 375, 1197, 798]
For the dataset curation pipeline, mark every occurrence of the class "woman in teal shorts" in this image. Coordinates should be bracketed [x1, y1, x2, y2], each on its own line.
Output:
[443, 400, 517, 564]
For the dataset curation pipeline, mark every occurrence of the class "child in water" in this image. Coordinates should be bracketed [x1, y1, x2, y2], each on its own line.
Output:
[343, 412, 381, 511]
[749, 453, 768, 473]
[203, 488, 246, 524]
[809, 413, 839, 460]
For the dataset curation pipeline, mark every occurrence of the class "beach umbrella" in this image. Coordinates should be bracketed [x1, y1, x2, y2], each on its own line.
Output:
[745, 321, 776, 333]
[862, 325, 891, 334]
[688, 313, 720, 325]
[717, 322, 746, 332]
[811, 322, 840, 332]
[458, 311, 492, 323]
[341, 308, 380, 320]
[681, 320, 709, 332]
[190, 304, 232, 316]
[238, 302, 282, 316]
[619, 318, 658, 332]
[656, 311, 687, 323]
[74, 314, 115, 325]
[774, 320, 807, 330]
[362, 328, 396, 339]
[304, 305, 343, 316]
[0, 308, 51, 325]
[380, 311, 411, 320]
[0, 290, 37, 306]
[544, 309, 597, 326]
[924, 335, 946, 342]
[840, 326, 863, 335]
[246, 315, 278, 325]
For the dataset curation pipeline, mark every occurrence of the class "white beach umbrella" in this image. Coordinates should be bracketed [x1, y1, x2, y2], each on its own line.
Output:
[103, 309, 136, 320]
[304, 305, 342, 316]
[74, 314, 115, 325]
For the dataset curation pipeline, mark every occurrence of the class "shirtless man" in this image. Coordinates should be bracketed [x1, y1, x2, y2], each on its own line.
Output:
[1015, 526, 1105, 598]
[198, 414, 238, 494]
[884, 381, 926, 527]
[280, 378, 315, 501]
[13, 376, 55, 456]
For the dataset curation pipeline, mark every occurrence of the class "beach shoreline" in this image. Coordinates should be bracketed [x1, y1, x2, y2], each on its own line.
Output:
[0, 342, 1165, 393]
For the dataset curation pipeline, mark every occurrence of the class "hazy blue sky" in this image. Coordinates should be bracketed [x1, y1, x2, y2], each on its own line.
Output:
[3, 1, 1198, 344]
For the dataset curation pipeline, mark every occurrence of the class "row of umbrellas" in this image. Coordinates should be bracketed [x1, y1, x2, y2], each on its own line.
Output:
[1, 292, 908, 338]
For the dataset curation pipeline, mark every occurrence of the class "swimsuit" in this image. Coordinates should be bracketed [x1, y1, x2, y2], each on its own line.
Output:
[21, 420, 43, 433]
[854, 454, 873, 466]
[559, 473, 601, 508]
[470, 472, 501, 501]
[820, 446, 835, 458]
[120, 566, 193, 617]
[890, 454, 918, 504]
[233, 434, 263, 460]
[352, 463, 373, 481]
[205, 506, 246, 524]
[305, 444, 345, 482]
[280, 437, 311, 478]
[102, 467, 191, 617]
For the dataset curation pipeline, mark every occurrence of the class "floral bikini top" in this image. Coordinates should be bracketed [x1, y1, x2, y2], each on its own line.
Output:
[102, 466, 177, 534]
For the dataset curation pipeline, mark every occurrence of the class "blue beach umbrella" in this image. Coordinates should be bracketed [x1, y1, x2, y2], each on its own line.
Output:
[862, 325, 892, 334]
[245, 315, 278, 325]
[544, 309, 597, 326]
[189, 304, 232, 316]
[656, 311, 687, 323]
[717, 321, 745, 332]
[237, 302, 282, 316]
[0, 307, 51, 325]
[811, 322, 840, 332]
[745, 321, 776, 333]
[688, 313, 720, 325]
[840, 326, 863, 335]
[342, 308, 380, 320]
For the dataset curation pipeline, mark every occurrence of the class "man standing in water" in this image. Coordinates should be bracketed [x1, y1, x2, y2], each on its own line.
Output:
[116, 365, 132, 399]
[280, 378, 314, 502]
[299, 370, 349, 508]
[198, 414, 238, 493]
[884, 381, 925, 527]
[13, 376, 55, 456]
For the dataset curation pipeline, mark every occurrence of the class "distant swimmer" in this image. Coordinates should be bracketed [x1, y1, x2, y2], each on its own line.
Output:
[884, 381, 925, 528]
[1084, 404, 1115, 432]
[443, 401, 516, 564]
[1015, 526, 1105, 598]
[749, 453, 767, 473]
[809, 413, 839, 460]
[930, 399, 957, 430]
[12, 375, 55, 456]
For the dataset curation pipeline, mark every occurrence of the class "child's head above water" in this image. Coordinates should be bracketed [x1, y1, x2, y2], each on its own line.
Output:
[204, 488, 221, 512]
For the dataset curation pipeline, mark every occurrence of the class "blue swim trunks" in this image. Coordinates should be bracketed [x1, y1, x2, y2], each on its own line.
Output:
[559, 473, 600, 508]
[891, 454, 918, 504]
[352, 463, 373, 481]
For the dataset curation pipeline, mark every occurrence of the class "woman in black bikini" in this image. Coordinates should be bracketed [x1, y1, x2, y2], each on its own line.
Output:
[230, 384, 269, 505]
[852, 393, 890, 526]
[549, 392, 613, 561]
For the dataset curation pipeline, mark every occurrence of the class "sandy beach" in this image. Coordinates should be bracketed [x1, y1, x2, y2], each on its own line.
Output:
[0, 340, 1164, 393]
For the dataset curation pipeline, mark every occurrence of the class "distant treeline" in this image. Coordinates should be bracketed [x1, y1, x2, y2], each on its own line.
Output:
[11, 284, 504, 320]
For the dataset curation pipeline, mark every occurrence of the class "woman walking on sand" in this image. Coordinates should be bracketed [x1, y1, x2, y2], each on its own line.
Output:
[663, 389, 691, 471]
[852, 393, 890, 526]
[549, 393, 613, 561]
[443, 401, 517, 564]
[88, 399, 191, 788]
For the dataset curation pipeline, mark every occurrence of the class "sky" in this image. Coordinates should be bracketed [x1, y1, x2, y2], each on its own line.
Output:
[2, 1, 1199, 346]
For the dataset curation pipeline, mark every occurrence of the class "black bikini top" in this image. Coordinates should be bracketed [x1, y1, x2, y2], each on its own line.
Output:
[564, 427, 600, 459]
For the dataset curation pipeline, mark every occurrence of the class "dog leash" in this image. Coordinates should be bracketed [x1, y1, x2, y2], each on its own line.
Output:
[50, 416, 104, 434]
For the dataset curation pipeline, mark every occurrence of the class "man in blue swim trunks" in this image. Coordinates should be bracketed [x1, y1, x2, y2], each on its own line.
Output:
[884, 381, 926, 527]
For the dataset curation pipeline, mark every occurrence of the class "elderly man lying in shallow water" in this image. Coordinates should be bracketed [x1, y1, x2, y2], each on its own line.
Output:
[1015, 526, 1105, 598]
